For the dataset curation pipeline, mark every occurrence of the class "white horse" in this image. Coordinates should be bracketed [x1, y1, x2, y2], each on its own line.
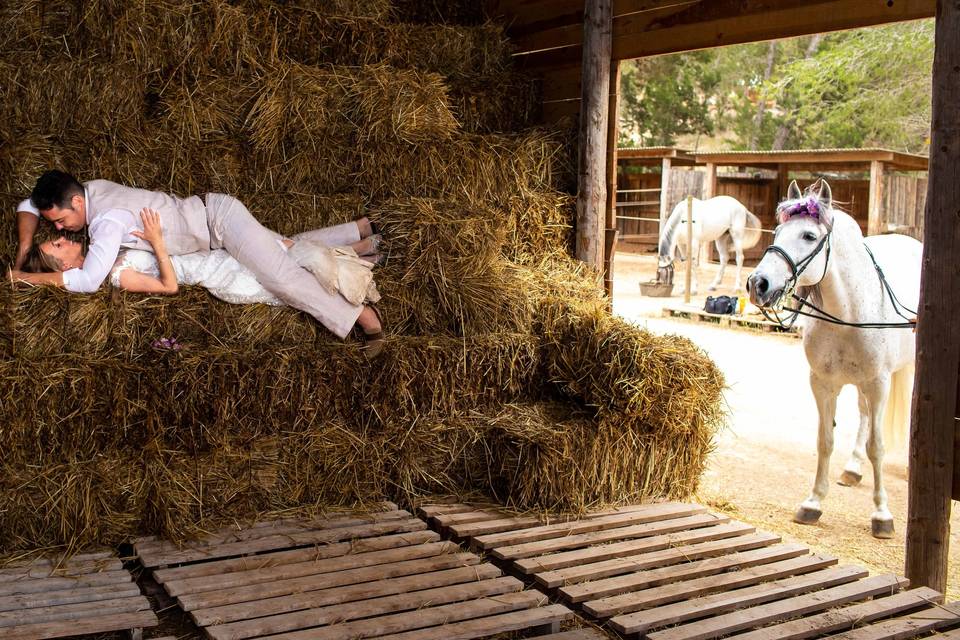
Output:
[746, 180, 919, 539]
[658, 195, 762, 293]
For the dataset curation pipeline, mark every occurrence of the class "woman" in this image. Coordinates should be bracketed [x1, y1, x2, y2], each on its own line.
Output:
[22, 209, 387, 357]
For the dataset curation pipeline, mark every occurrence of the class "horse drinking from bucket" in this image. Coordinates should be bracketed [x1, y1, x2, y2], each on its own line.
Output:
[746, 180, 919, 538]
[658, 195, 762, 294]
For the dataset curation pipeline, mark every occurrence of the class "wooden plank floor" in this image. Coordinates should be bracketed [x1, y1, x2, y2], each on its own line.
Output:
[136, 503, 574, 639]
[0, 550, 158, 640]
[661, 304, 799, 336]
[419, 501, 960, 640]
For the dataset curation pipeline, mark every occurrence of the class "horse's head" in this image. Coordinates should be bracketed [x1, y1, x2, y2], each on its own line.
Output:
[747, 179, 836, 309]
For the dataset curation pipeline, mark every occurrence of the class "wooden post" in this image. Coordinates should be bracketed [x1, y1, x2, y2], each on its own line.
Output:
[684, 195, 693, 305]
[776, 163, 790, 200]
[868, 159, 885, 236]
[906, 0, 960, 595]
[604, 60, 622, 302]
[703, 162, 718, 200]
[575, 0, 613, 272]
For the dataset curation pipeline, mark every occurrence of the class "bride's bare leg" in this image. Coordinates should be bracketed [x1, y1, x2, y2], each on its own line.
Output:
[356, 217, 373, 239]
[356, 305, 382, 334]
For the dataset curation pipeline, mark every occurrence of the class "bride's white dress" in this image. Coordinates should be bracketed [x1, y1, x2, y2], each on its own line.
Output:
[111, 249, 284, 305]
[110, 245, 380, 307]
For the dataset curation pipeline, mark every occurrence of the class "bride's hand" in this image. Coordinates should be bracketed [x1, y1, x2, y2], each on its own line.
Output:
[132, 208, 165, 247]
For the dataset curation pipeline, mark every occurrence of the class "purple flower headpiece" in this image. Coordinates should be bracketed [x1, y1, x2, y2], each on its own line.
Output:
[777, 197, 822, 224]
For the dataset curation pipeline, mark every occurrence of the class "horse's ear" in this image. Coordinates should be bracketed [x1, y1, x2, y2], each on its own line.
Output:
[815, 179, 833, 210]
[787, 180, 802, 201]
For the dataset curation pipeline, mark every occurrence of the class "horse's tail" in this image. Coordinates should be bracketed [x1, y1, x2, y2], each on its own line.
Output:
[742, 211, 763, 249]
[658, 203, 685, 261]
[882, 363, 914, 453]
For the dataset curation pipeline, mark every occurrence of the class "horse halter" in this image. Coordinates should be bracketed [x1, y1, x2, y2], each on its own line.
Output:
[760, 229, 832, 313]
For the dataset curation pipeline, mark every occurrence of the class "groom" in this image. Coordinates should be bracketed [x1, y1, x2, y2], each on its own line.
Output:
[11, 170, 371, 339]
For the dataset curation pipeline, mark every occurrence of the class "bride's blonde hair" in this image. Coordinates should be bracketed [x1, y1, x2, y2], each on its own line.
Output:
[20, 244, 63, 273]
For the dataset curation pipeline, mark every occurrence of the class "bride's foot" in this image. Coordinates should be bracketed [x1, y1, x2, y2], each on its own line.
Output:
[356, 217, 380, 239]
[352, 234, 382, 257]
[357, 304, 385, 359]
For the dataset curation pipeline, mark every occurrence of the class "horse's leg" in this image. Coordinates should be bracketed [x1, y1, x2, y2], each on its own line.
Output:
[690, 239, 700, 295]
[862, 375, 895, 538]
[795, 373, 841, 525]
[708, 236, 728, 291]
[839, 390, 869, 487]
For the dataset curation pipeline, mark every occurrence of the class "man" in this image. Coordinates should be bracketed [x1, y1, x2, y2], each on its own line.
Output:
[11, 170, 382, 341]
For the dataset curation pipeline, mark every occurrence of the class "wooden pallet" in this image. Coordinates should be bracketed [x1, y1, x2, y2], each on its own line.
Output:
[0, 550, 158, 640]
[662, 304, 799, 336]
[137, 503, 574, 639]
[419, 501, 960, 640]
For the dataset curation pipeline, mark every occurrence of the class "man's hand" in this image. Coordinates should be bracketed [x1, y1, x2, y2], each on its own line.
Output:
[131, 209, 165, 248]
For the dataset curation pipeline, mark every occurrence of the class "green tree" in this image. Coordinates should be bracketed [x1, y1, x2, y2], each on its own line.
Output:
[763, 21, 933, 152]
[618, 51, 719, 146]
[617, 20, 934, 154]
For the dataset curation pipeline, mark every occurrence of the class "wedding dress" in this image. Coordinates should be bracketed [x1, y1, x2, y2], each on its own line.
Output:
[110, 245, 379, 306]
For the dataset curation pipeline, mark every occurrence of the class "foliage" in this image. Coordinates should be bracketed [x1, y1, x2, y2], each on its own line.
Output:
[618, 20, 934, 153]
[618, 51, 719, 146]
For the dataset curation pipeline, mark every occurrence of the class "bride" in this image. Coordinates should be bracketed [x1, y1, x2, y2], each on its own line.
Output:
[22, 208, 387, 356]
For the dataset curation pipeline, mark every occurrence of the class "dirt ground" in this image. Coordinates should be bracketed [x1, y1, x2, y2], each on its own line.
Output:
[612, 249, 960, 599]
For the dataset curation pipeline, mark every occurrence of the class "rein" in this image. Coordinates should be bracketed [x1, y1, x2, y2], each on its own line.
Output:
[759, 234, 917, 330]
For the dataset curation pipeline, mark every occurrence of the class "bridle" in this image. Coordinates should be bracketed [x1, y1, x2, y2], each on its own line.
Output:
[758, 221, 917, 330]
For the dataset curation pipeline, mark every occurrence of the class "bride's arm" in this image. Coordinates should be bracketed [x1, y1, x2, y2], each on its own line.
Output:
[127, 208, 178, 294]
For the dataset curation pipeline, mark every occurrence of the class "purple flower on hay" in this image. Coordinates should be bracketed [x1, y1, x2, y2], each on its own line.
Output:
[152, 337, 183, 352]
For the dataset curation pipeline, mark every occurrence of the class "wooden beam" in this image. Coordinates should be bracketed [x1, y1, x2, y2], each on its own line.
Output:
[776, 163, 791, 202]
[541, 66, 582, 102]
[867, 160, 885, 236]
[703, 163, 717, 200]
[512, 2, 695, 53]
[516, 0, 936, 66]
[542, 99, 580, 123]
[576, 0, 613, 270]
[493, 0, 700, 33]
[906, 0, 960, 595]
[605, 60, 622, 300]
[693, 149, 918, 166]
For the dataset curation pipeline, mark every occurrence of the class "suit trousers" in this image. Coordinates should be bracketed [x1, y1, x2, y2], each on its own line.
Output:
[205, 193, 363, 339]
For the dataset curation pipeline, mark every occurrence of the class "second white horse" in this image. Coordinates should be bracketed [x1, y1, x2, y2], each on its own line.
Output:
[658, 195, 762, 293]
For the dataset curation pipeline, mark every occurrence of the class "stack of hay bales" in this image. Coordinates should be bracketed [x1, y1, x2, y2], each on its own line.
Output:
[0, 0, 724, 553]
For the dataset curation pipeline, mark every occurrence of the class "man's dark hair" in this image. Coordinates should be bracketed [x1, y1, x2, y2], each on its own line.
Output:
[31, 170, 83, 211]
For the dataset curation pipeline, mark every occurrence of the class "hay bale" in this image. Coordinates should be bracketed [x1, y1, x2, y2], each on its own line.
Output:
[0, 0, 726, 555]
[390, 0, 490, 25]
[0, 57, 146, 148]
[538, 296, 726, 439]
[473, 403, 717, 511]
[0, 455, 143, 553]
[372, 198, 534, 335]
[449, 72, 541, 134]
[247, 63, 458, 154]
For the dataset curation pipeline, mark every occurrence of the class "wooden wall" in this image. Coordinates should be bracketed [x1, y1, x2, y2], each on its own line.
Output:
[617, 168, 872, 263]
[883, 174, 927, 240]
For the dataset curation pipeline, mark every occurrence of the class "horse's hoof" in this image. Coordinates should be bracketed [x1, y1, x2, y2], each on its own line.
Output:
[872, 518, 895, 539]
[838, 470, 862, 487]
[794, 506, 822, 525]
[707, 285, 718, 292]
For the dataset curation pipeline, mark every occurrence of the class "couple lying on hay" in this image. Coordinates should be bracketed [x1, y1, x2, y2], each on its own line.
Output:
[10, 170, 388, 357]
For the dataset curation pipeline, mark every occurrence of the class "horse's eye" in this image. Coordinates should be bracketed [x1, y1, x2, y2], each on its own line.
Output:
[801, 232, 817, 242]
